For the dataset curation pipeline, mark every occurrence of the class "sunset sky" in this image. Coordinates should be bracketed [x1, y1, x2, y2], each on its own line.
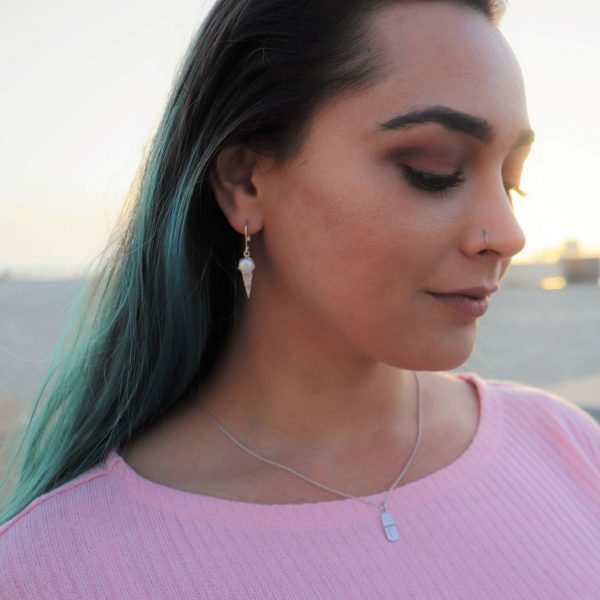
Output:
[1, 0, 599, 277]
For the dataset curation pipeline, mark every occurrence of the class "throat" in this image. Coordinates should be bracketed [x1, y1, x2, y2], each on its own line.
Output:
[119, 372, 479, 506]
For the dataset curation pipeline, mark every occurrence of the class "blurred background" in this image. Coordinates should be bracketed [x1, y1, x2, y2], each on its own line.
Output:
[1, 0, 599, 455]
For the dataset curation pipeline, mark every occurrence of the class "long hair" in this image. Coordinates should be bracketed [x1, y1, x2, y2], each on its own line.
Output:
[0, 0, 505, 524]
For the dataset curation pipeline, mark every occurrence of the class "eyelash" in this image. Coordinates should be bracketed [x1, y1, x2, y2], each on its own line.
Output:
[402, 166, 464, 196]
[505, 183, 528, 198]
[401, 165, 528, 200]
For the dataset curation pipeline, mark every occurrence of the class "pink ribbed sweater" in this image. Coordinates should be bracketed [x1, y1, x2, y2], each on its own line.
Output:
[1, 373, 600, 599]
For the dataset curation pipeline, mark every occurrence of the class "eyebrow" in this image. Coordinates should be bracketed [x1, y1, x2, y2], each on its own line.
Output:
[378, 105, 535, 149]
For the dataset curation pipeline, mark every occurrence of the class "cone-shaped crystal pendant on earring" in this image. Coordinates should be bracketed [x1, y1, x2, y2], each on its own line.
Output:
[238, 221, 255, 298]
[238, 256, 255, 298]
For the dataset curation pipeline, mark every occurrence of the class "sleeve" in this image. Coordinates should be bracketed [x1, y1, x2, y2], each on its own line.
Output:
[539, 388, 600, 473]
[0, 496, 71, 600]
[0, 515, 40, 600]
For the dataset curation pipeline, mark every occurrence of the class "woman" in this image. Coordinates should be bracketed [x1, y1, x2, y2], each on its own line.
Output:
[1, 0, 599, 597]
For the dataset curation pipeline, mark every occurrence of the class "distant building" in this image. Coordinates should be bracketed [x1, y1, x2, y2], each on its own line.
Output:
[559, 239, 600, 285]
[503, 262, 562, 289]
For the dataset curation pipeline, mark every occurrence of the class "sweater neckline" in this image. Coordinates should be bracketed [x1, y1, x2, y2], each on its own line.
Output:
[105, 372, 501, 530]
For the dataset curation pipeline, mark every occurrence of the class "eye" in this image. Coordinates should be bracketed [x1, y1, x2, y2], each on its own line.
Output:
[401, 165, 464, 196]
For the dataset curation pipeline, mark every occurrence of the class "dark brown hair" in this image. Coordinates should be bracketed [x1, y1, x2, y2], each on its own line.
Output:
[1, 0, 507, 524]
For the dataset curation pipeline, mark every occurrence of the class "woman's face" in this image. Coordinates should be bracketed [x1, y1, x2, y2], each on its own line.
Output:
[252, 2, 533, 371]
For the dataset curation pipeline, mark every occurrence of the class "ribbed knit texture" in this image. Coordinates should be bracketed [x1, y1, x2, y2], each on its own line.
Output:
[1, 372, 600, 599]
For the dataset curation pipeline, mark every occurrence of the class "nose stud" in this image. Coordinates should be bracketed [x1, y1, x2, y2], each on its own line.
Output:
[482, 229, 489, 251]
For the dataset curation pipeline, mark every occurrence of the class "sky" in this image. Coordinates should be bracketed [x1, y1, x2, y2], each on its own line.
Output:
[1, 0, 599, 277]
[499, 0, 600, 263]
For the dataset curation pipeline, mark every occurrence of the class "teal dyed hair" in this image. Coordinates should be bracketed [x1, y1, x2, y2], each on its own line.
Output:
[0, 0, 504, 524]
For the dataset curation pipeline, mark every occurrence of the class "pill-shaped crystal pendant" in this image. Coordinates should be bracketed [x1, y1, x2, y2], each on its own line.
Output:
[380, 509, 400, 542]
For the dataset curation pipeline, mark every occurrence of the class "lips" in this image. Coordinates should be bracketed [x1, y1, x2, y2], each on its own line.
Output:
[428, 286, 498, 299]
[427, 291, 490, 318]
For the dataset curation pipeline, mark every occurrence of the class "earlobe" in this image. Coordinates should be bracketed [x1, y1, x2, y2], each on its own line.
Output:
[210, 144, 264, 234]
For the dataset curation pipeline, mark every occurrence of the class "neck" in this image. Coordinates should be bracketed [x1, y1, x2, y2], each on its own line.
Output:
[196, 292, 420, 456]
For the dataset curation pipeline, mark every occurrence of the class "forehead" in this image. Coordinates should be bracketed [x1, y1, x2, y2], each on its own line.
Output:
[318, 2, 529, 143]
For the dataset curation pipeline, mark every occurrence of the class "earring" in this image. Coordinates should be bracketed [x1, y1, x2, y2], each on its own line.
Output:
[238, 221, 255, 298]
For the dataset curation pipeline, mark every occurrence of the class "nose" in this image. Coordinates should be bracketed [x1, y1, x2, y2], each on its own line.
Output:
[463, 181, 527, 259]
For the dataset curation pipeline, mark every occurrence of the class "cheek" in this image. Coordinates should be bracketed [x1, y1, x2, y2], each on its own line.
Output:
[260, 152, 464, 366]
[265, 153, 434, 310]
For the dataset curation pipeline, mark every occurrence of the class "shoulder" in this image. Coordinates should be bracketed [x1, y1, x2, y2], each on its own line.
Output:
[0, 458, 114, 591]
[480, 375, 600, 469]
[483, 374, 597, 426]
[0, 459, 112, 540]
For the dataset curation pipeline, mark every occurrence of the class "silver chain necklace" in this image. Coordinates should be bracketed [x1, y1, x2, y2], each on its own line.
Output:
[201, 370, 422, 542]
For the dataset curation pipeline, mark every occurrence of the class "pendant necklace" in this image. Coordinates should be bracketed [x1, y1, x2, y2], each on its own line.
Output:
[201, 370, 422, 542]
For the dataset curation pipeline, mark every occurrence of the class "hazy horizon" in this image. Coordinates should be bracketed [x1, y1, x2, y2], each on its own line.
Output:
[2, 0, 599, 273]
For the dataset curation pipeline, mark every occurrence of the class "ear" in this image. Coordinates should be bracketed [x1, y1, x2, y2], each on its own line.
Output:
[209, 144, 265, 235]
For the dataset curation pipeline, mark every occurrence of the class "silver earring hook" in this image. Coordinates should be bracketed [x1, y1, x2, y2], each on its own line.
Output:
[243, 221, 251, 258]
[482, 229, 489, 251]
